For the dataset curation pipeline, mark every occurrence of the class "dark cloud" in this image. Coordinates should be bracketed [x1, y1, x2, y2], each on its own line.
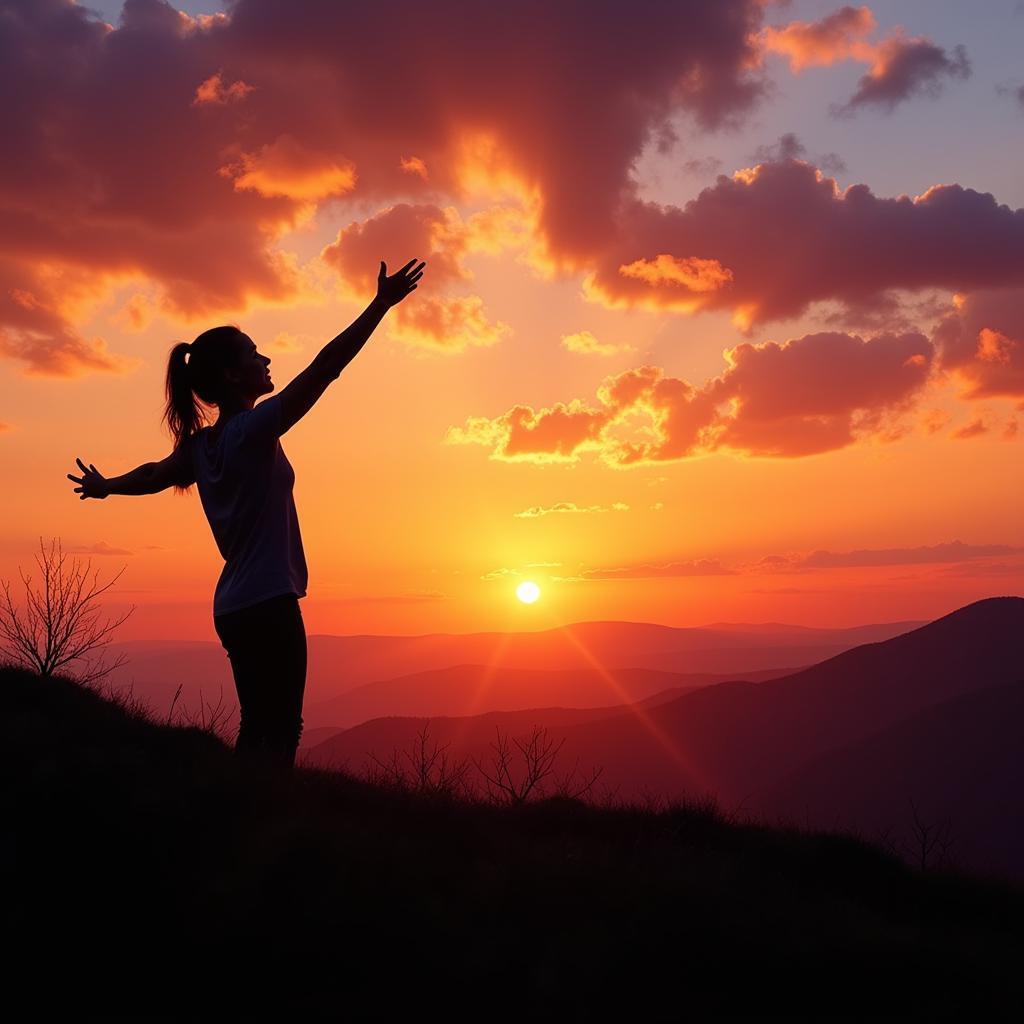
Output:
[0, 0, 773, 375]
[749, 132, 846, 174]
[559, 559, 737, 581]
[797, 540, 1020, 568]
[835, 36, 970, 116]
[584, 159, 1024, 328]
[949, 417, 988, 440]
[65, 541, 134, 556]
[933, 288, 1024, 400]
[681, 156, 724, 177]
[758, 7, 970, 116]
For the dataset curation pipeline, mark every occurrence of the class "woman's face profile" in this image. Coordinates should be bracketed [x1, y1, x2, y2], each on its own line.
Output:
[225, 332, 273, 400]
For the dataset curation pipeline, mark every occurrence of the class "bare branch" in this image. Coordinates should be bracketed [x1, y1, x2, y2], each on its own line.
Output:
[0, 537, 135, 686]
[365, 722, 476, 800]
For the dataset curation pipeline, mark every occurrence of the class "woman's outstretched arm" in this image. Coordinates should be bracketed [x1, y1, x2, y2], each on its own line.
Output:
[68, 457, 160, 498]
[275, 258, 425, 436]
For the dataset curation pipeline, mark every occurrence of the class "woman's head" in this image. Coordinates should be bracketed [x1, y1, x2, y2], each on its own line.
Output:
[163, 325, 273, 454]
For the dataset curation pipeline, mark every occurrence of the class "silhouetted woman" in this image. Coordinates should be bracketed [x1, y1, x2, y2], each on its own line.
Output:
[68, 259, 426, 772]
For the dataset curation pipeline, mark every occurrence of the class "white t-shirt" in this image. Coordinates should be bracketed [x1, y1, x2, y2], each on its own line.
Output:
[189, 395, 308, 617]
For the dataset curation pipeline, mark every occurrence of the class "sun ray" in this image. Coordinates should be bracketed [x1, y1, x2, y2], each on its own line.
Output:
[555, 623, 714, 794]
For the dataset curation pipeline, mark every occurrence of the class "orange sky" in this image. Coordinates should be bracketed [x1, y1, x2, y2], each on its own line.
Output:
[2, 1, 1023, 641]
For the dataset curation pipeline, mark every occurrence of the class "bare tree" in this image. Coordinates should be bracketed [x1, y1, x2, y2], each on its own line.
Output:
[0, 536, 135, 686]
[908, 799, 956, 872]
[873, 802, 957, 871]
[365, 722, 476, 800]
[471, 724, 601, 806]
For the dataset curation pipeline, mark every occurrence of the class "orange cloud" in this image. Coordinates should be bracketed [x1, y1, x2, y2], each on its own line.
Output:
[618, 255, 734, 305]
[759, 7, 970, 114]
[919, 408, 952, 435]
[0, 260, 141, 377]
[759, 5, 876, 72]
[221, 135, 357, 201]
[704, 330, 934, 457]
[111, 292, 156, 334]
[322, 203, 511, 352]
[399, 156, 429, 180]
[445, 328, 935, 464]
[560, 330, 629, 357]
[950, 418, 988, 440]
[977, 328, 1018, 365]
[934, 288, 1024, 400]
[446, 399, 610, 464]
[192, 71, 255, 106]
[389, 295, 512, 354]
[513, 502, 629, 518]
[323, 204, 470, 292]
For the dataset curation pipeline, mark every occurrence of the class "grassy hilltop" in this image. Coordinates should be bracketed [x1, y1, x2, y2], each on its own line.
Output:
[3, 663, 1022, 1017]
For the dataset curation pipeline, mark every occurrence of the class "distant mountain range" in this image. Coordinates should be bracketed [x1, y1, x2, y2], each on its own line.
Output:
[306, 597, 1024, 880]
[101, 616, 923, 729]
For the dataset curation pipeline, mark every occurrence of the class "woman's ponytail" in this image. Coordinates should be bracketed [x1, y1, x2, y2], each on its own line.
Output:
[162, 325, 242, 495]
[164, 342, 201, 450]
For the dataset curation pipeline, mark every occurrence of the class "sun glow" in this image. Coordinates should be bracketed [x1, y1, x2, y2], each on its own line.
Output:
[516, 580, 541, 604]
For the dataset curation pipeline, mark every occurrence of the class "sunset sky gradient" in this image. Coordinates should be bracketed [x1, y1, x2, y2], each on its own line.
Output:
[2, 0, 1023, 641]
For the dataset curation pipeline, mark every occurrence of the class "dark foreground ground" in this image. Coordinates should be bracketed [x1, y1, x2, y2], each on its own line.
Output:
[3, 664, 1022, 1018]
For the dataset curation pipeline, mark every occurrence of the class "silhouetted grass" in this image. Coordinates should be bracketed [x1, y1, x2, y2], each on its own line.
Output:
[3, 663, 1021, 1017]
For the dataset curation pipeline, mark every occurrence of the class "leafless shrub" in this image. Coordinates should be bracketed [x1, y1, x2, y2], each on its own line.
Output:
[0, 536, 134, 686]
[873, 802, 957, 871]
[907, 799, 956, 871]
[364, 722, 476, 800]
[471, 724, 601, 807]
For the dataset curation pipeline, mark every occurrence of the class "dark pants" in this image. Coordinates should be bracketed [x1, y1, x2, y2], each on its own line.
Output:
[213, 592, 307, 772]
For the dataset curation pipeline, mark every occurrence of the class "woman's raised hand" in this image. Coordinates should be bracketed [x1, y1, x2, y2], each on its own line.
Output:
[377, 258, 426, 307]
[68, 457, 109, 500]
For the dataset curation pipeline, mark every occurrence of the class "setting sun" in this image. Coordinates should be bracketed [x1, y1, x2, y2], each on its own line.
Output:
[516, 581, 541, 604]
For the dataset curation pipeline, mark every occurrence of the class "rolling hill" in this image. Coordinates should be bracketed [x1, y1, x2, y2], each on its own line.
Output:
[308, 596, 1024, 878]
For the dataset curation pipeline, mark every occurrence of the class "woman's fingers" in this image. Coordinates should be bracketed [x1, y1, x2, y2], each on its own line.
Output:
[76, 457, 87, 472]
